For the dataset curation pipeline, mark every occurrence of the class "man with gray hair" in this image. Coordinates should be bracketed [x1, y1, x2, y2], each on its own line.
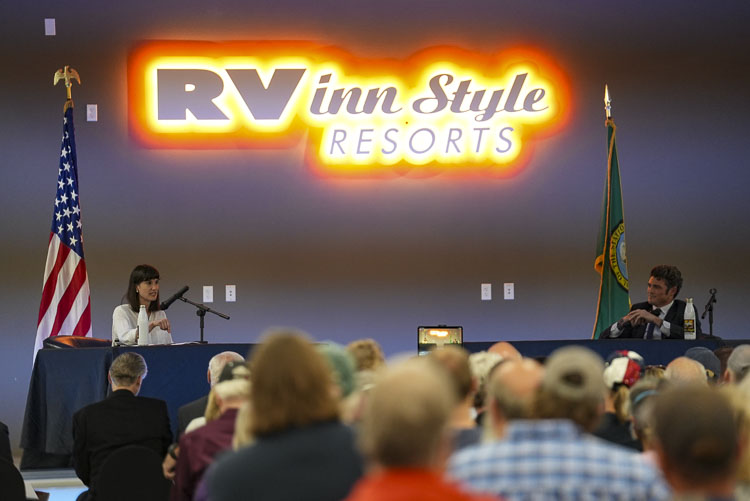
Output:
[73, 352, 172, 500]
[725, 344, 750, 383]
[177, 351, 245, 437]
[450, 346, 670, 500]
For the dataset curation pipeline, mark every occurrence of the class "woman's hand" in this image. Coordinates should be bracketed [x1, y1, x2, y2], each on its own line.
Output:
[149, 318, 171, 333]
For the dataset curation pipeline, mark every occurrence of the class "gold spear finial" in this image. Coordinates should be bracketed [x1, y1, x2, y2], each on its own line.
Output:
[54, 66, 81, 110]
[604, 84, 612, 119]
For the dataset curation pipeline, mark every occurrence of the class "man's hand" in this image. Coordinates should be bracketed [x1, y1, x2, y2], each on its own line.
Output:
[162, 451, 177, 480]
[621, 309, 662, 328]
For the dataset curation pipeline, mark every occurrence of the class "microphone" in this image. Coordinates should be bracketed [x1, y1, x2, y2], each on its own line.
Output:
[160, 285, 189, 310]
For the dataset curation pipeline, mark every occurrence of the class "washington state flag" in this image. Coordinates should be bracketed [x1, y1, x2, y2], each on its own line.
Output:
[593, 117, 631, 338]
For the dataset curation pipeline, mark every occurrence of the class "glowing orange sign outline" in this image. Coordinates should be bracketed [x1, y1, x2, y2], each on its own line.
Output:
[128, 41, 571, 177]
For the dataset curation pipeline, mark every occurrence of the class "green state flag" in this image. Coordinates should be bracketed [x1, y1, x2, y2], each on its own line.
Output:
[592, 117, 631, 338]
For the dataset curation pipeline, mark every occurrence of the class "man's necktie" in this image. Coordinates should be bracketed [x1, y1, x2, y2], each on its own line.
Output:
[644, 308, 663, 339]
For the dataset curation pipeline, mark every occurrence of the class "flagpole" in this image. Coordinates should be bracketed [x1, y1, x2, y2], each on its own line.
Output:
[592, 84, 630, 339]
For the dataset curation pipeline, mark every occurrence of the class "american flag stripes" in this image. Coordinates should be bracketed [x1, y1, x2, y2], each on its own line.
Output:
[34, 103, 92, 358]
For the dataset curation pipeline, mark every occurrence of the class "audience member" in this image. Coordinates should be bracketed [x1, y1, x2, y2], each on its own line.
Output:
[177, 351, 245, 437]
[468, 351, 503, 426]
[725, 345, 750, 384]
[72, 352, 172, 501]
[1, 419, 11, 465]
[719, 385, 750, 500]
[665, 357, 707, 385]
[430, 346, 482, 450]
[171, 361, 250, 501]
[714, 346, 734, 381]
[345, 358, 499, 501]
[628, 378, 661, 454]
[594, 350, 643, 451]
[684, 346, 721, 382]
[644, 365, 666, 380]
[488, 341, 521, 361]
[318, 341, 357, 400]
[206, 331, 363, 501]
[654, 385, 741, 499]
[450, 346, 669, 500]
[485, 358, 543, 439]
[344, 339, 385, 424]
[346, 338, 385, 372]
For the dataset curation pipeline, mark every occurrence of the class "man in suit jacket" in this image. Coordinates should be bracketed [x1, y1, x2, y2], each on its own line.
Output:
[176, 351, 244, 437]
[0, 420, 12, 465]
[601, 264, 701, 339]
[73, 352, 172, 500]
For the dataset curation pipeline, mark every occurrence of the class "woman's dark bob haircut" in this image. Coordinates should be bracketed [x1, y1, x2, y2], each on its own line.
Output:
[126, 264, 160, 312]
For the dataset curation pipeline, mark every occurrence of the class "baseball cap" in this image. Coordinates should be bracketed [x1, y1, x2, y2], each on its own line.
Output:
[603, 350, 645, 389]
[218, 361, 250, 383]
[685, 347, 721, 381]
[542, 346, 606, 401]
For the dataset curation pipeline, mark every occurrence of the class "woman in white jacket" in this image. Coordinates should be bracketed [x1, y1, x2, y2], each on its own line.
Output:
[112, 264, 173, 345]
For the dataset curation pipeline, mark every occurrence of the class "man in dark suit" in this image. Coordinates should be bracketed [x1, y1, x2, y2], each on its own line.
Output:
[176, 351, 244, 437]
[73, 352, 172, 500]
[0, 420, 12, 465]
[601, 264, 701, 339]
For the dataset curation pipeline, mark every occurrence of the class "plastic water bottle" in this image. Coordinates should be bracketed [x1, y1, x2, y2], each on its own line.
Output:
[138, 305, 149, 345]
[684, 298, 696, 340]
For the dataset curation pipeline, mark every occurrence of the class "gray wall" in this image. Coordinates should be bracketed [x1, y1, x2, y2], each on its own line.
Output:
[2, 0, 749, 453]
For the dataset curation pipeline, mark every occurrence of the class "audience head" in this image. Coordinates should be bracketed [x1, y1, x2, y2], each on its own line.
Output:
[318, 341, 357, 399]
[212, 361, 251, 408]
[488, 341, 521, 361]
[208, 351, 245, 387]
[109, 352, 147, 393]
[358, 358, 455, 470]
[468, 351, 504, 408]
[126, 264, 160, 312]
[248, 330, 339, 437]
[665, 357, 708, 385]
[603, 350, 644, 423]
[644, 365, 666, 380]
[629, 378, 661, 450]
[714, 347, 734, 381]
[685, 347, 721, 382]
[346, 338, 385, 372]
[654, 385, 740, 495]
[726, 345, 750, 384]
[533, 346, 606, 432]
[488, 358, 543, 435]
[429, 346, 475, 402]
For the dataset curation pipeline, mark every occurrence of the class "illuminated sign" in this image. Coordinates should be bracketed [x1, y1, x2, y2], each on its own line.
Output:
[128, 41, 570, 176]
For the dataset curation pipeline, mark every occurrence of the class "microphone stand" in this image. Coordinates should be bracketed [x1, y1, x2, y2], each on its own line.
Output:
[701, 288, 717, 338]
[177, 296, 230, 344]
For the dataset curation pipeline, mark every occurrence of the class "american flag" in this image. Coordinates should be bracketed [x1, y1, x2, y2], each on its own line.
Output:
[34, 103, 92, 358]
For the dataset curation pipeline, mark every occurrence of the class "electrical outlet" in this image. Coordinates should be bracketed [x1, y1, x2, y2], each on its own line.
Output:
[44, 18, 56, 36]
[87, 104, 98, 122]
[226, 285, 236, 302]
[203, 286, 213, 303]
[504, 282, 515, 300]
[481, 283, 492, 301]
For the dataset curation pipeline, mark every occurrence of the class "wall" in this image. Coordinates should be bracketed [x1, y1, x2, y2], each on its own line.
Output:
[1, 0, 749, 452]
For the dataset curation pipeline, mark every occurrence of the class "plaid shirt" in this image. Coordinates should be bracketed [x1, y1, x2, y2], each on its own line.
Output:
[449, 419, 670, 501]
